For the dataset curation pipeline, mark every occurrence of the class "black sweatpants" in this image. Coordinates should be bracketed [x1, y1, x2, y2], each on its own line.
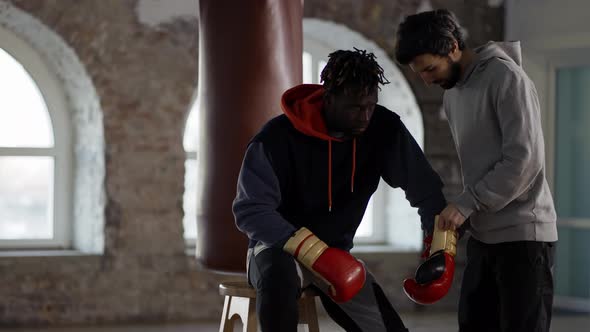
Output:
[459, 236, 556, 332]
[247, 244, 408, 332]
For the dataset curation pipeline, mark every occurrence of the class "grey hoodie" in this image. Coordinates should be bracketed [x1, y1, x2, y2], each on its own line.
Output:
[444, 41, 557, 243]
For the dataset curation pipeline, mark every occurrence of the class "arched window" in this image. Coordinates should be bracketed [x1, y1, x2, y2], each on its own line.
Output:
[183, 20, 425, 251]
[0, 4, 105, 253]
[303, 19, 424, 250]
[0, 33, 72, 248]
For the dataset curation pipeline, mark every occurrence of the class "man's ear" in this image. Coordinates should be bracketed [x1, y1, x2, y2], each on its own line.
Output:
[449, 39, 461, 60]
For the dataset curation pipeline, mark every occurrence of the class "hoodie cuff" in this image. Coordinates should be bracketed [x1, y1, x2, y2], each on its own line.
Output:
[450, 190, 476, 219]
[421, 222, 434, 238]
[274, 228, 297, 249]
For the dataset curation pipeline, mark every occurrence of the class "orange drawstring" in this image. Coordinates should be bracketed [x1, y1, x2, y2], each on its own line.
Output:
[351, 139, 356, 193]
[328, 140, 332, 212]
[328, 139, 357, 211]
[328, 139, 359, 211]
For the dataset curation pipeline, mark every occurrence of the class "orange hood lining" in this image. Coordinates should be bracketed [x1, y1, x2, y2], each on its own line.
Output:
[281, 84, 357, 211]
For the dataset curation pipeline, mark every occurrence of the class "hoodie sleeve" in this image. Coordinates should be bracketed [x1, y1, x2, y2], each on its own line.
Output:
[381, 119, 446, 235]
[232, 141, 297, 248]
[451, 69, 544, 217]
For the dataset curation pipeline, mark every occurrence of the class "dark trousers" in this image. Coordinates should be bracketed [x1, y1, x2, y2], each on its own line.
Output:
[459, 237, 556, 332]
[248, 246, 408, 332]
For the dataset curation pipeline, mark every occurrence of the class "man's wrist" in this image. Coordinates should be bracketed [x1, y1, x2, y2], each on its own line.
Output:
[451, 191, 475, 218]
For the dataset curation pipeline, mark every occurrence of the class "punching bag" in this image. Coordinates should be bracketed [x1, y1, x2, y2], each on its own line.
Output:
[195, 0, 303, 273]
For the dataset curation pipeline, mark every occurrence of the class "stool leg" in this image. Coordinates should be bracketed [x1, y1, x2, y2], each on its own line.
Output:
[243, 298, 257, 332]
[298, 297, 320, 332]
[225, 296, 258, 332]
[219, 296, 236, 332]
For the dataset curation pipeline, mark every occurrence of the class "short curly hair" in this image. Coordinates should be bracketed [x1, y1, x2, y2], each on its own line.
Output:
[395, 9, 466, 65]
[320, 48, 389, 97]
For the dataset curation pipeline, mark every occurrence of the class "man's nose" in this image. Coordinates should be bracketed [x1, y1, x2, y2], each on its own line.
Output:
[420, 73, 433, 86]
[361, 107, 373, 122]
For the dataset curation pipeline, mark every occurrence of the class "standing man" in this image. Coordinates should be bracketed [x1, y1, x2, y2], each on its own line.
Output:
[233, 49, 448, 332]
[395, 9, 557, 332]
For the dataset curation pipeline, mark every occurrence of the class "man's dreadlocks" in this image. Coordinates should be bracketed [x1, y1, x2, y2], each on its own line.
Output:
[320, 48, 390, 97]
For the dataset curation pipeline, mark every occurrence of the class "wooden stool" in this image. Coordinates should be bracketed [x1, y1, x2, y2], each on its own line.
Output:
[219, 280, 320, 332]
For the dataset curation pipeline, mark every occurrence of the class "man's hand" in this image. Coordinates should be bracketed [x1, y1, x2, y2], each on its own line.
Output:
[439, 204, 466, 231]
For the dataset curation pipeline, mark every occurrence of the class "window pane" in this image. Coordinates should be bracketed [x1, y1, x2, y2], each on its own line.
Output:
[183, 158, 198, 239]
[0, 48, 53, 148]
[386, 188, 422, 250]
[183, 104, 199, 152]
[555, 66, 590, 218]
[554, 66, 590, 300]
[302, 52, 312, 84]
[356, 196, 374, 237]
[317, 60, 327, 83]
[0, 156, 53, 239]
[555, 226, 590, 298]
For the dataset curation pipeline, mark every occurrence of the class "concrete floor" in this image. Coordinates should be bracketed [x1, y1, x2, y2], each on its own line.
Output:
[6, 312, 590, 332]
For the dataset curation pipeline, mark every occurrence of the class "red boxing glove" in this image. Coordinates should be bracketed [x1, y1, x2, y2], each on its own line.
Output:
[403, 216, 457, 305]
[284, 228, 366, 302]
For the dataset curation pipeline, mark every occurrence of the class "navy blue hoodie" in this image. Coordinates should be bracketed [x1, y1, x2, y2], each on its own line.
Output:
[233, 84, 446, 251]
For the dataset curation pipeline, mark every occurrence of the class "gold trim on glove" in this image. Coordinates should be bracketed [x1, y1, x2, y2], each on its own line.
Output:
[284, 227, 313, 255]
[283, 227, 329, 267]
[430, 216, 457, 256]
[299, 237, 328, 266]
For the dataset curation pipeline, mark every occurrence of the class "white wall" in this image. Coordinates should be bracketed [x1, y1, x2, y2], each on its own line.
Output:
[136, 0, 197, 28]
[506, 0, 590, 47]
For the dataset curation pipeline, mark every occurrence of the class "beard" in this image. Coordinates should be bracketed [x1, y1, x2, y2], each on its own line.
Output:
[438, 59, 462, 90]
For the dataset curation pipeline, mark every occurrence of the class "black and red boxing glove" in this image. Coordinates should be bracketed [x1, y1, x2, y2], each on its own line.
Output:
[403, 216, 457, 305]
[283, 227, 366, 303]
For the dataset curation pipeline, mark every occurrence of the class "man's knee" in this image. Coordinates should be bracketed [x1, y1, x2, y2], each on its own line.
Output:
[251, 247, 300, 293]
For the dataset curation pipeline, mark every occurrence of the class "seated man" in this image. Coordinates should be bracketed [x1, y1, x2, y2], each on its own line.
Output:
[233, 48, 448, 332]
